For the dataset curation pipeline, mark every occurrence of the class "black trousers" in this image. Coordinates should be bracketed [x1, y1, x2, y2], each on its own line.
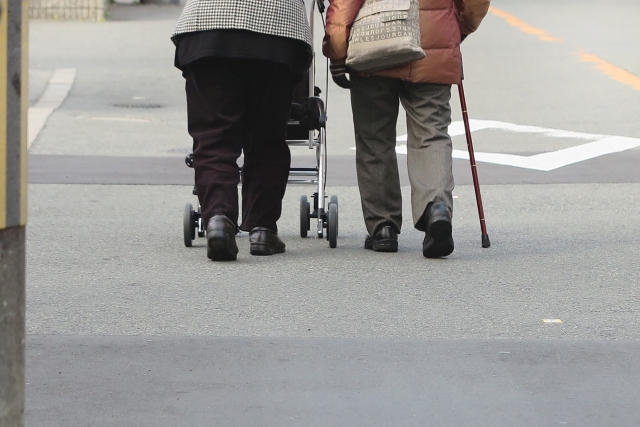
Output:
[184, 57, 299, 232]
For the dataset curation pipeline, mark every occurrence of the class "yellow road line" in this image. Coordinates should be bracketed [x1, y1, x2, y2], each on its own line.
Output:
[489, 7, 563, 43]
[577, 49, 640, 92]
[489, 6, 640, 92]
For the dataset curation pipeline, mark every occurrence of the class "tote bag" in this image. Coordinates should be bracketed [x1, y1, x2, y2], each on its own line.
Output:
[346, 0, 425, 73]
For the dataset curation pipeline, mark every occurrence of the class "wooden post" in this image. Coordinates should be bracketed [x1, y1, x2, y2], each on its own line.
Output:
[0, 0, 28, 425]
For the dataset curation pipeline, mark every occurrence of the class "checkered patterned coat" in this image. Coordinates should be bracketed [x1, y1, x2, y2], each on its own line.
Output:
[172, 0, 312, 47]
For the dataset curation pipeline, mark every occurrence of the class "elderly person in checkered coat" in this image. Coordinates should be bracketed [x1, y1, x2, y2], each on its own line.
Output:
[172, 0, 313, 261]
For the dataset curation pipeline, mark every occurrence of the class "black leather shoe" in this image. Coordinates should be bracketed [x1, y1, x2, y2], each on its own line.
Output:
[249, 227, 285, 256]
[364, 225, 398, 252]
[206, 215, 238, 261]
[422, 202, 454, 258]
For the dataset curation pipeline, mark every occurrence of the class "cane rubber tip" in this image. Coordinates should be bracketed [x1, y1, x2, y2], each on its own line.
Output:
[481, 234, 491, 248]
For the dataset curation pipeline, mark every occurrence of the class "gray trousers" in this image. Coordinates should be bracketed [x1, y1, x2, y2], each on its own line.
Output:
[350, 75, 455, 235]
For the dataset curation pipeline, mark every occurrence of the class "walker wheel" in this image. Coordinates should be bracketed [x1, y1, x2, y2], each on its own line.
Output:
[185, 153, 194, 168]
[300, 195, 310, 237]
[196, 204, 205, 237]
[183, 203, 195, 247]
[330, 195, 339, 237]
[328, 202, 338, 248]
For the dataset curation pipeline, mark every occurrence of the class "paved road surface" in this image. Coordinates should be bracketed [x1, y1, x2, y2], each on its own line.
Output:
[25, 1, 640, 425]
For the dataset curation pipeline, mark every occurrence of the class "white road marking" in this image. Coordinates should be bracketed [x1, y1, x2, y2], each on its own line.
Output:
[445, 120, 600, 140]
[393, 120, 640, 171]
[86, 117, 150, 122]
[28, 68, 77, 148]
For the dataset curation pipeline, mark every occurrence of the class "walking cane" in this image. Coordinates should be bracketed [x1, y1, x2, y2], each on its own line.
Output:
[458, 80, 491, 248]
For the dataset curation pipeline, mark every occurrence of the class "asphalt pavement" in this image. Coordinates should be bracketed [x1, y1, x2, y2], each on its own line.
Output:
[25, 1, 640, 426]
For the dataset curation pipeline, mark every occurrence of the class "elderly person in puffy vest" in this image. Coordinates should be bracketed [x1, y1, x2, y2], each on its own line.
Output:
[323, 0, 490, 258]
[172, 0, 312, 261]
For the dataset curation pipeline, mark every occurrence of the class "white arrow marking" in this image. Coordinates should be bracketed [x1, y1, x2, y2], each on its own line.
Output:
[393, 120, 640, 171]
